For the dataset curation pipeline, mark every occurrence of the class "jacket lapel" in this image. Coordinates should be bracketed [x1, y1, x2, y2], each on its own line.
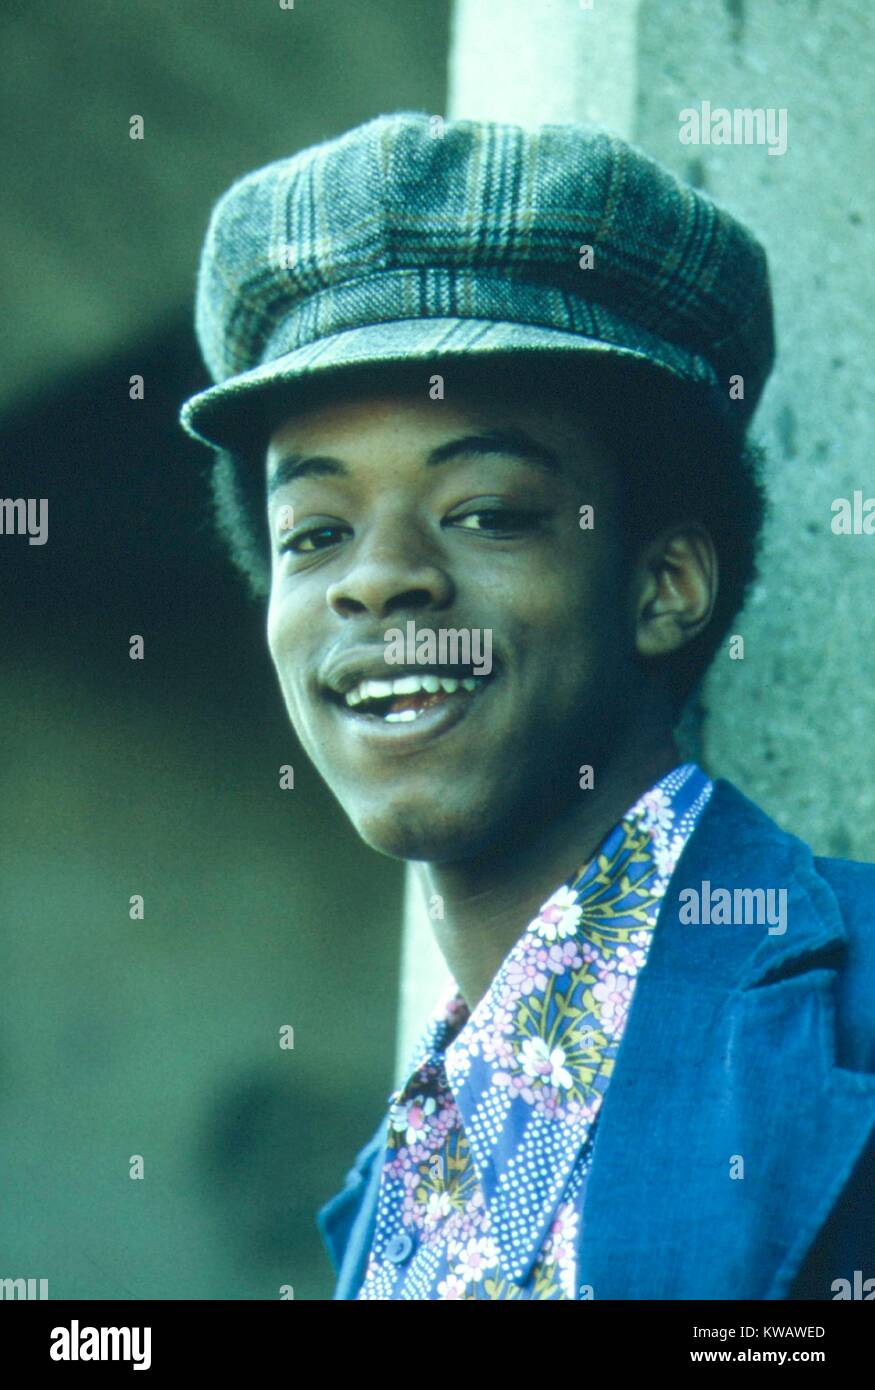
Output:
[317, 1116, 389, 1300]
[577, 778, 875, 1299]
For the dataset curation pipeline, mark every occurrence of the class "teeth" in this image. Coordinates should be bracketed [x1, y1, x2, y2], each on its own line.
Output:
[363, 679, 394, 699]
[342, 672, 488, 708]
[385, 708, 420, 723]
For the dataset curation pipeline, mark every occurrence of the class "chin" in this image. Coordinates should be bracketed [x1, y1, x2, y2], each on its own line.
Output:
[349, 798, 498, 864]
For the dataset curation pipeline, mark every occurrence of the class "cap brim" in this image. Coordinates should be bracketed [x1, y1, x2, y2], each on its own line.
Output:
[179, 316, 718, 453]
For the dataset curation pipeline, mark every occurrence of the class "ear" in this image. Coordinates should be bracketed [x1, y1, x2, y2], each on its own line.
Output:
[633, 526, 718, 659]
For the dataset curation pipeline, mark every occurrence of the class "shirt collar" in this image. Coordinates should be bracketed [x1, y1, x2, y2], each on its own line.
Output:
[394, 761, 714, 1283]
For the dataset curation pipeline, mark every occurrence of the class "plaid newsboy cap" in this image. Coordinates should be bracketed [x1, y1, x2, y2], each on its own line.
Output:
[179, 110, 775, 452]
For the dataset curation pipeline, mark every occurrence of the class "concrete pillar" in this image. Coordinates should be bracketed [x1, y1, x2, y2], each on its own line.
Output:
[447, 0, 642, 133]
[634, 0, 875, 861]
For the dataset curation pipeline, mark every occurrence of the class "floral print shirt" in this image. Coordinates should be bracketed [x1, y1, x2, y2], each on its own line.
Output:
[357, 762, 714, 1300]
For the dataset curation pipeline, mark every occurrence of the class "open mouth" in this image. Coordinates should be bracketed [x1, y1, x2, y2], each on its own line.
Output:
[324, 670, 496, 724]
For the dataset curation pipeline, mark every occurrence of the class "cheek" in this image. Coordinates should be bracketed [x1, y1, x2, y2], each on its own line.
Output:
[533, 549, 630, 689]
[265, 598, 290, 693]
[525, 539, 620, 638]
[266, 591, 345, 767]
[266, 595, 308, 716]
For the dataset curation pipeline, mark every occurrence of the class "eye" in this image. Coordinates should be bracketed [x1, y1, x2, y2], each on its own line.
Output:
[449, 507, 544, 534]
[278, 523, 350, 554]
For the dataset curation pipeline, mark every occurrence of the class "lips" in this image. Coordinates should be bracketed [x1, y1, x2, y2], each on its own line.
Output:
[323, 665, 497, 752]
[316, 641, 498, 752]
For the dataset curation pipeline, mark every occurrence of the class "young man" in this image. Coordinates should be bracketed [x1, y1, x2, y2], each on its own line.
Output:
[180, 113, 875, 1301]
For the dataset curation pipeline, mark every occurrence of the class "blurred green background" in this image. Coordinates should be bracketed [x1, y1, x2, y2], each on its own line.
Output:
[0, 0, 450, 1299]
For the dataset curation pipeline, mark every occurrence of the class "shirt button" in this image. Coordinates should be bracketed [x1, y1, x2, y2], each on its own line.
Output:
[385, 1231, 414, 1264]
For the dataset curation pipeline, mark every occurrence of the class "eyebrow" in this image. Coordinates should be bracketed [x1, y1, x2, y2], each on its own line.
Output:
[266, 428, 562, 499]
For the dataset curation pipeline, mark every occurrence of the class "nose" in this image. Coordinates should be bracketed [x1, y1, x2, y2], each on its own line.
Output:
[325, 511, 454, 619]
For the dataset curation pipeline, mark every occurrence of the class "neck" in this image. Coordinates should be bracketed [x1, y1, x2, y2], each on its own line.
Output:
[423, 734, 682, 1011]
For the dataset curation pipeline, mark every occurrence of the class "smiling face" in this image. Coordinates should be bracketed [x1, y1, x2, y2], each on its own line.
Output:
[264, 366, 645, 864]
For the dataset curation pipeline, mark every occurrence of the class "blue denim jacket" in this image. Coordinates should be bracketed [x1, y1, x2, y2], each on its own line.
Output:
[317, 779, 875, 1300]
